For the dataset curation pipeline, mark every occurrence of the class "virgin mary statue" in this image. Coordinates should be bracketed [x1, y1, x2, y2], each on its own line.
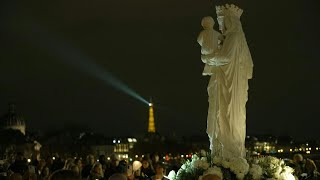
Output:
[199, 4, 253, 159]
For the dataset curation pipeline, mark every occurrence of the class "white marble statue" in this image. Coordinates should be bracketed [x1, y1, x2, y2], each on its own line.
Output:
[197, 16, 224, 76]
[199, 4, 253, 159]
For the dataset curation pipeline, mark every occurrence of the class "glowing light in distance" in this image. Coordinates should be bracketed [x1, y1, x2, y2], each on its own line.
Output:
[149, 103, 153, 107]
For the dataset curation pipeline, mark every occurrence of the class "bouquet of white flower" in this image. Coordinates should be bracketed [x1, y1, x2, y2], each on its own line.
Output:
[172, 151, 295, 180]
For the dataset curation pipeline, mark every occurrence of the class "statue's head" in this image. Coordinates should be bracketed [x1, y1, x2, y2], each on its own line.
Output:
[201, 16, 215, 30]
[216, 4, 243, 33]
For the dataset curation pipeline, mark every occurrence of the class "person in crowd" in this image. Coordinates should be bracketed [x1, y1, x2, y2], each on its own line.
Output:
[45, 157, 53, 173]
[36, 159, 47, 176]
[105, 154, 120, 179]
[73, 158, 82, 176]
[50, 154, 64, 173]
[108, 173, 127, 180]
[48, 169, 79, 180]
[292, 153, 320, 179]
[99, 155, 108, 172]
[8, 152, 28, 176]
[151, 162, 167, 180]
[137, 157, 155, 180]
[88, 162, 104, 180]
[31, 153, 40, 169]
[68, 164, 80, 178]
[81, 155, 95, 178]
[39, 166, 50, 180]
[117, 160, 127, 174]
[63, 158, 74, 170]
[23, 171, 38, 180]
[150, 154, 160, 172]
[10, 173, 23, 180]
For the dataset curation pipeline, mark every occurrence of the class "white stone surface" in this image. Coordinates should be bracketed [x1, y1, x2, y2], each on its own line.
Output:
[198, 4, 253, 159]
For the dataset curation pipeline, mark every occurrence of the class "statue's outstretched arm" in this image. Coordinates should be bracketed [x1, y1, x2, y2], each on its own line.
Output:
[201, 51, 230, 66]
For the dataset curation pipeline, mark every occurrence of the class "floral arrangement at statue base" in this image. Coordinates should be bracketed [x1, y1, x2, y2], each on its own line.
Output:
[170, 153, 295, 180]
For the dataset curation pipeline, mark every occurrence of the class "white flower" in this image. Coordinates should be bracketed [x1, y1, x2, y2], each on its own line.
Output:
[222, 160, 230, 168]
[273, 166, 282, 178]
[236, 172, 246, 180]
[229, 157, 249, 180]
[212, 156, 222, 165]
[200, 149, 207, 157]
[167, 170, 176, 180]
[192, 159, 209, 170]
[279, 166, 295, 180]
[282, 166, 294, 174]
[192, 154, 200, 160]
[257, 156, 286, 178]
[203, 166, 223, 179]
[250, 164, 263, 180]
[201, 157, 207, 162]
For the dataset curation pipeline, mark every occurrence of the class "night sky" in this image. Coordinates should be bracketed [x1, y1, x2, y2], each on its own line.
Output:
[1, 0, 320, 139]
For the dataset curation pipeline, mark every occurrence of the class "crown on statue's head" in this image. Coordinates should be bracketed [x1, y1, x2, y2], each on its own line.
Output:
[216, 4, 243, 19]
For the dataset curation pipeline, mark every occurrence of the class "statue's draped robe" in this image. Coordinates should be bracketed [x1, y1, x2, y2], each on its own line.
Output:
[201, 16, 253, 159]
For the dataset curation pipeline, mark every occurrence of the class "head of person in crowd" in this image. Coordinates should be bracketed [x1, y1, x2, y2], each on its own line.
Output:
[110, 153, 119, 167]
[117, 160, 128, 174]
[151, 153, 160, 164]
[15, 152, 24, 161]
[142, 157, 151, 169]
[99, 155, 107, 165]
[293, 154, 304, 164]
[108, 173, 127, 180]
[154, 162, 165, 176]
[90, 162, 104, 179]
[86, 154, 95, 165]
[140, 157, 155, 177]
[74, 158, 82, 170]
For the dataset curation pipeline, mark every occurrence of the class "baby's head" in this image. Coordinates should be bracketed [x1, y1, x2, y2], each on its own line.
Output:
[201, 16, 215, 30]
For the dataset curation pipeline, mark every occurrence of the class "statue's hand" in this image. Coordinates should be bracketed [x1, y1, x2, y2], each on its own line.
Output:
[201, 53, 217, 65]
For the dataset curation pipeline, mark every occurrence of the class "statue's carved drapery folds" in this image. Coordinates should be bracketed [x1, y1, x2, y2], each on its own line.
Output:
[199, 4, 253, 159]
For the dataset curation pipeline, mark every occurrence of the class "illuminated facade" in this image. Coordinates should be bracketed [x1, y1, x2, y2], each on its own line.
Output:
[0, 104, 26, 135]
[113, 138, 137, 160]
[254, 141, 276, 154]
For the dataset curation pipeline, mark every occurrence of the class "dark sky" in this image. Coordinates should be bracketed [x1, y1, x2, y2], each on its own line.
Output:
[1, 0, 320, 139]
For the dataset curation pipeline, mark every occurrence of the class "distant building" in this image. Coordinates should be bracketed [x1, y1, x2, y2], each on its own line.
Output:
[0, 104, 41, 160]
[113, 137, 138, 160]
[246, 135, 277, 154]
[0, 103, 26, 135]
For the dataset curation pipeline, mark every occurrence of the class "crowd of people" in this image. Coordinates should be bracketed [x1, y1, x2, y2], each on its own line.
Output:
[288, 154, 320, 180]
[1, 151, 320, 180]
[0, 152, 182, 180]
